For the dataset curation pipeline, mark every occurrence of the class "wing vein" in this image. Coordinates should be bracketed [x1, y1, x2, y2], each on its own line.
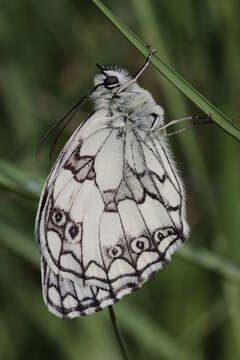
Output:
[132, 129, 178, 230]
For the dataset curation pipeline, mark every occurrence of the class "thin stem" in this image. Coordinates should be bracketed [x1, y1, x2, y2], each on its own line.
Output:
[108, 306, 129, 360]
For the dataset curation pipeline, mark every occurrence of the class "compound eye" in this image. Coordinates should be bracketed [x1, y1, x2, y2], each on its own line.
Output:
[104, 75, 119, 88]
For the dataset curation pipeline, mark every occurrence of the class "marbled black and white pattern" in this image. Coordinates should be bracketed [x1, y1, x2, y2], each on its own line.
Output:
[35, 64, 189, 318]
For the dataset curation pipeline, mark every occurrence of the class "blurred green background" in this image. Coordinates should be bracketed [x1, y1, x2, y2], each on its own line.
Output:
[0, 1, 240, 359]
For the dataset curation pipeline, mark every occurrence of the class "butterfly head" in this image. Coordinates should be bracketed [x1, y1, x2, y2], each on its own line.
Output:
[94, 64, 132, 93]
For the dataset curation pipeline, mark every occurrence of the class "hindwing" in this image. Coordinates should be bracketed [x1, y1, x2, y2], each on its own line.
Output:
[35, 110, 189, 318]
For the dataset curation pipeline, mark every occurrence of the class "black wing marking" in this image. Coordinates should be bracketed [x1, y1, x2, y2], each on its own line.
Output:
[36, 111, 189, 318]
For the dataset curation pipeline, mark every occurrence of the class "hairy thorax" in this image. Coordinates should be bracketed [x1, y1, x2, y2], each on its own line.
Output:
[94, 86, 165, 132]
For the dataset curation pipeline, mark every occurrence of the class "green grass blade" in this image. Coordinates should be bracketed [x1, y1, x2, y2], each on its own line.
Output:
[0, 158, 42, 201]
[117, 304, 201, 360]
[0, 219, 39, 267]
[92, 0, 240, 142]
[179, 245, 240, 283]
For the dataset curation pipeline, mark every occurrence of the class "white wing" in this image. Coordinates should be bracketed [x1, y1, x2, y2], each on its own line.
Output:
[35, 109, 189, 318]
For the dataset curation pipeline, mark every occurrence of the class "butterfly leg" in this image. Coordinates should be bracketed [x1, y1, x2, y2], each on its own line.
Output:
[150, 105, 165, 131]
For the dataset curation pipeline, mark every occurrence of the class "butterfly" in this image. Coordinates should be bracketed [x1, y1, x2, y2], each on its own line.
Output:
[35, 51, 190, 319]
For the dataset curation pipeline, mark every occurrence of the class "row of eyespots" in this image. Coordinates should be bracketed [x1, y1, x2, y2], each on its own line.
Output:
[52, 207, 178, 250]
[107, 228, 179, 259]
[51, 208, 82, 243]
[107, 236, 150, 259]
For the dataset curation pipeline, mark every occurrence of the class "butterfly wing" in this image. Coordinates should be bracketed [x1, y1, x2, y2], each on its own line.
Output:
[36, 110, 189, 318]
